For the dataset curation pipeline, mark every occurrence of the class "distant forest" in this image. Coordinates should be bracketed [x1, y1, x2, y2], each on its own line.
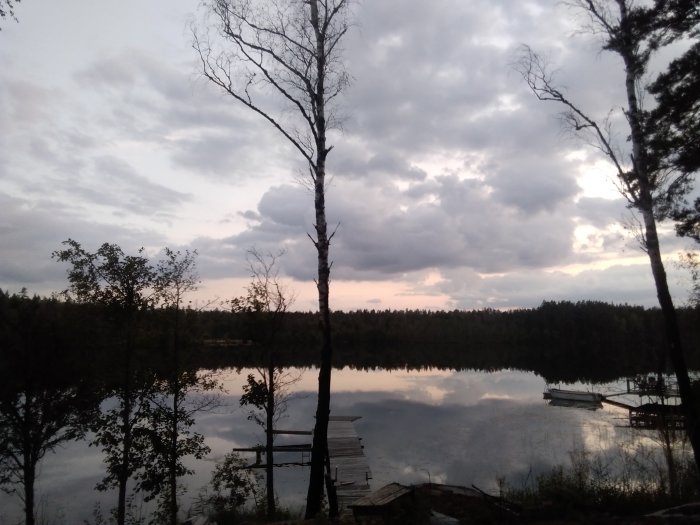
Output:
[3, 290, 699, 383]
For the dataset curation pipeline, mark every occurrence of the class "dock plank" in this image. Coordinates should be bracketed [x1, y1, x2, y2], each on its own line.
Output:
[327, 416, 372, 511]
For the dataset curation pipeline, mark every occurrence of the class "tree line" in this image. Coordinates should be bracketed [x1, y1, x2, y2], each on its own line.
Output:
[202, 300, 700, 382]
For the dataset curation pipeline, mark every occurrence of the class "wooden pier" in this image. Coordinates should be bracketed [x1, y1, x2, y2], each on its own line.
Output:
[327, 415, 372, 511]
[228, 416, 372, 510]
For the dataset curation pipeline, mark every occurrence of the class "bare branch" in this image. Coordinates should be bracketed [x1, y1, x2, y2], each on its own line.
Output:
[514, 45, 637, 200]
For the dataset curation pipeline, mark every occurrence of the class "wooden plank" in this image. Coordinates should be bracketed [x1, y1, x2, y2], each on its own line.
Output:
[327, 416, 372, 511]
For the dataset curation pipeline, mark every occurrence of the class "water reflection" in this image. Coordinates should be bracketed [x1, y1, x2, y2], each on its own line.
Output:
[0, 368, 662, 523]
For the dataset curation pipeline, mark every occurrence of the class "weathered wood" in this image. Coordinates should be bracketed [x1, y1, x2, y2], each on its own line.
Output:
[273, 429, 313, 435]
[327, 416, 372, 511]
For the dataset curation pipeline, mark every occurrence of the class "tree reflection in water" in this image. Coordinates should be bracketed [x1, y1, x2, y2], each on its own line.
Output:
[2, 367, 684, 523]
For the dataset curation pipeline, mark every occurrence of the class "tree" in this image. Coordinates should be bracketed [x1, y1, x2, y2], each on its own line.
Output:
[0, 291, 92, 525]
[648, 37, 700, 242]
[233, 249, 297, 518]
[516, 0, 700, 476]
[678, 252, 700, 306]
[193, 0, 351, 517]
[198, 451, 260, 520]
[53, 240, 156, 525]
[134, 249, 216, 525]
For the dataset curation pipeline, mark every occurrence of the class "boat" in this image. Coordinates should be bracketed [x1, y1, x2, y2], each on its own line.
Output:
[543, 387, 604, 404]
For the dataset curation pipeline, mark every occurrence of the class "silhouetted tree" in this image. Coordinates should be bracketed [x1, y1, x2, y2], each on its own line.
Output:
[0, 291, 92, 525]
[137, 249, 217, 525]
[233, 249, 297, 518]
[516, 0, 700, 474]
[53, 240, 156, 525]
[200, 451, 260, 520]
[194, 0, 351, 517]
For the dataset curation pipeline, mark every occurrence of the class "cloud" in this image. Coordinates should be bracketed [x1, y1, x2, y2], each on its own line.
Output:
[0, 0, 692, 309]
[0, 192, 168, 294]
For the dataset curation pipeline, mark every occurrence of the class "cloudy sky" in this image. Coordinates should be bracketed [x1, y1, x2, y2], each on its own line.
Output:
[0, 0, 695, 311]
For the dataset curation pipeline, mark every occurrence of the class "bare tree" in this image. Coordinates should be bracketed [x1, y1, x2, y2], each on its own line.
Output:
[233, 249, 297, 518]
[193, 0, 351, 517]
[515, 0, 700, 476]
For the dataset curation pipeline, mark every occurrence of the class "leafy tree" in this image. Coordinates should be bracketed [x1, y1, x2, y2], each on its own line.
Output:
[53, 239, 156, 525]
[193, 1, 351, 516]
[516, 0, 700, 473]
[649, 41, 700, 241]
[136, 249, 218, 525]
[198, 451, 260, 520]
[134, 371, 216, 525]
[137, 248, 216, 525]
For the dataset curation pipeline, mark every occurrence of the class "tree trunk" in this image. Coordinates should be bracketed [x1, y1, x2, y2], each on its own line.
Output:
[22, 396, 35, 525]
[117, 314, 135, 525]
[169, 387, 179, 525]
[642, 206, 700, 472]
[24, 461, 35, 525]
[117, 395, 132, 525]
[266, 360, 275, 518]
[618, 25, 700, 475]
[305, 165, 334, 518]
[305, 0, 336, 518]
[169, 303, 181, 525]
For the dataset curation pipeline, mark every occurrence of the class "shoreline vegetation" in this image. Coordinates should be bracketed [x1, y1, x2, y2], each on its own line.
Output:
[3, 289, 700, 523]
[5, 289, 700, 383]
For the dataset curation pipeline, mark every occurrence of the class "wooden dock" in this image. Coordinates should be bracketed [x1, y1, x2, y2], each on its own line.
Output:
[327, 415, 372, 511]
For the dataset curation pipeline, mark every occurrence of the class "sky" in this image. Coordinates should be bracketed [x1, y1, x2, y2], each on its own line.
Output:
[0, 0, 696, 312]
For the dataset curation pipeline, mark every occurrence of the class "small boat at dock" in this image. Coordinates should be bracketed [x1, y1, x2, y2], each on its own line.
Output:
[543, 387, 604, 405]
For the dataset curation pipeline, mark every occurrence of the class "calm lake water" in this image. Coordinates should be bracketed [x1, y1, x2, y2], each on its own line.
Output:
[0, 368, 671, 523]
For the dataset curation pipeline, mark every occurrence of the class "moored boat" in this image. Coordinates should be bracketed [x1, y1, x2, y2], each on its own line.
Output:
[543, 387, 604, 404]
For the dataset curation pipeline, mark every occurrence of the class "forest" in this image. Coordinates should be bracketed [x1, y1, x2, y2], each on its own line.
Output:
[4, 289, 700, 388]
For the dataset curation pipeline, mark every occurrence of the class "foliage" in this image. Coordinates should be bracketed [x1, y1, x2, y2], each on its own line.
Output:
[154, 248, 199, 311]
[53, 243, 221, 525]
[679, 252, 700, 306]
[506, 442, 700, 518]
[53, 239, 156, 312]
[133, 372, 218, 524]
[239, 368, 300, 429]
[195, 452, 260, 521]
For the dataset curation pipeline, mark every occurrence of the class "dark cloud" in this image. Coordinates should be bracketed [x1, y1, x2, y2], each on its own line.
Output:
[488, 154, 579, 213]
[0, 192, 168, 295]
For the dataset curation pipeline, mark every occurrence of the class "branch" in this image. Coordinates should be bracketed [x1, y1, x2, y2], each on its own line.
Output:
[194, 30, 315, 165]
[514, 45, 637, 201]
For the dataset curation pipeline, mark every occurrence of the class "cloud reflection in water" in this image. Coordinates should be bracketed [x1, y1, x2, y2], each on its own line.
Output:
[0, 368, 643, 523]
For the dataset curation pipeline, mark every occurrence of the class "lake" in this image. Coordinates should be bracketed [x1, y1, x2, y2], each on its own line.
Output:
[0, 367, 673, 523]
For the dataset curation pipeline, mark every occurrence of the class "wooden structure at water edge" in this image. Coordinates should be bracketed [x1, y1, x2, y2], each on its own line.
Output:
[327, 415, 373, 511]
[229, 415, 373, 511]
